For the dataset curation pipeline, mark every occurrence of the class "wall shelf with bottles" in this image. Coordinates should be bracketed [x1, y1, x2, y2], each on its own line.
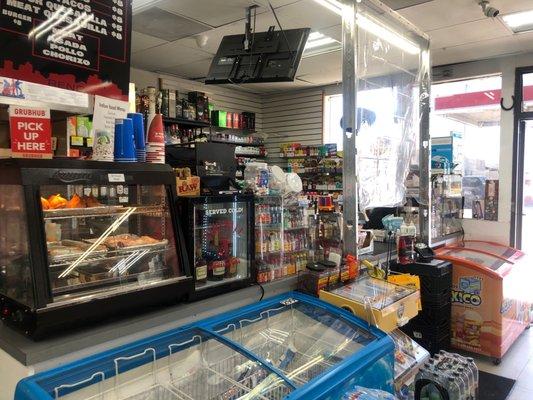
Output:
[162, 117, 210, 128]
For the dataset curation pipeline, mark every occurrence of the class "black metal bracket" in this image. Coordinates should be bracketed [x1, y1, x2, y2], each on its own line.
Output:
[501, 95, 515, 111]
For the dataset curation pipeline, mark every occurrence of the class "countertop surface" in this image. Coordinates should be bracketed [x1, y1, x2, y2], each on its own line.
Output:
[0, 243, 394, 370]
[0, 277, 298, 369]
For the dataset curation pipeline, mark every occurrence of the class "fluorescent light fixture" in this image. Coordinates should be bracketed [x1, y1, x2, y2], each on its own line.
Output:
[312, 0, 420, 55]
[305, 32, 338, 49]
[501, 10, 533, 33]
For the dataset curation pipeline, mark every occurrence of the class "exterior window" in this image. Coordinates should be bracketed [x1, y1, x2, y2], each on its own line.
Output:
[431, 75, 502, 219]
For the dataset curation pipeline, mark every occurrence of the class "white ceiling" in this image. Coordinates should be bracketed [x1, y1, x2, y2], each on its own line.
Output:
[130, 0, 533, 93]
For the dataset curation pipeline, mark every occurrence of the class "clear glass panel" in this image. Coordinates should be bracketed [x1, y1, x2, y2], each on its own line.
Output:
[355, 2, 427, 209]
[329, 276, 416, 310]
[522, 121, 533, 254]
[431, 76, 502, 218]
[193, 201, 250, 290]
[255, 196, 309, 283]
[214, 299, 375, 386]
[0, 185, 34, 307]
[40, 184, 182, 305]
[44, 329, 292, 400]
[440, 249, 507, 271]
[463, 241, 519, 260]
[522, 72, 533, 112]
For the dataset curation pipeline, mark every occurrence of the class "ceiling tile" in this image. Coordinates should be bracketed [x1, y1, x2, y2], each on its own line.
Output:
[431, 32, 533, 66]
[131, 31, 167, 53]
[131, 43, 212, 71]
[158, 0, 261, 28]
[429, 18, 510, 49]
[133, 7, 211, 41]
[159, 59, 213, 79]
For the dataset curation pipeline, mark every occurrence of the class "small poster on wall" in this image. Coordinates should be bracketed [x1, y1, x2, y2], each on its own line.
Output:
[9, 106, 52, 159]
[484, 180, 499, 221]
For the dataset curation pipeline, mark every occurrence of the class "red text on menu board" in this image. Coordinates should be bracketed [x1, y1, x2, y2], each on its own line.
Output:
[9, 106, 52, 158]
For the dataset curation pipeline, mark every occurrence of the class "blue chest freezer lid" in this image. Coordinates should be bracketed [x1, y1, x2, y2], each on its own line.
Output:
[16, 292, 394, 400]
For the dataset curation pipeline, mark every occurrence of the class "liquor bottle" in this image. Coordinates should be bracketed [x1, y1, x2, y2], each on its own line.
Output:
[195, 248, 207, 285]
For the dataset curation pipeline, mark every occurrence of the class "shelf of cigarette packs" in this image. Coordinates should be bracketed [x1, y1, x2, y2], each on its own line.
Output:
[431, 173, 464, 242]
[288, 157, 344, 193]
[255, 195, 310, 283]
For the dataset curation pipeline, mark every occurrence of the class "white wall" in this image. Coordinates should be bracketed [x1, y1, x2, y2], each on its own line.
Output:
[433, 53, 533, 245]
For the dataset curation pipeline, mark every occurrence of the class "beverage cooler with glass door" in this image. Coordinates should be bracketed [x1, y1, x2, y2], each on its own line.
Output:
[435, 240, 531, 362]
[179, 194, 255, 299]
[15, 292, 395, 400]
[0, 159, 193, 339]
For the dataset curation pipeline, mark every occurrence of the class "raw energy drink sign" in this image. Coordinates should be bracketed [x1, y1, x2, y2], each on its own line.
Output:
[0, 0, 132, 100]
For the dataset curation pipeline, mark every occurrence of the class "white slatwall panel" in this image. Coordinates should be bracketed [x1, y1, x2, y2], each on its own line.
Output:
[261, 89, 323, 165]
[159, 77, 263, 130]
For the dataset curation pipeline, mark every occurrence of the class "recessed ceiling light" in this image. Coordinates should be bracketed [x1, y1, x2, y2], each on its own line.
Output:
[501, 10, 533, 33]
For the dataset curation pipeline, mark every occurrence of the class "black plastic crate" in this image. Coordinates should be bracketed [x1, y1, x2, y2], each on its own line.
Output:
[413, 333, 450, 355]
[390, 259, 452, 278]
[415, 302, 451, 327]
[420, 287, 452, 308]
[401, 320, 451, 355]
[419, 271, 452, 299]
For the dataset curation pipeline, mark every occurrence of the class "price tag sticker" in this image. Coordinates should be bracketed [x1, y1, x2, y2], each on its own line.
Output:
[70, 136, 84, 146]
[108, 173, 125, 183]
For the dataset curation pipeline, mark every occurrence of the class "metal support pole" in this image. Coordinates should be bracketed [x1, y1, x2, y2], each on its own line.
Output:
[418, 47, 432, 244]
[342, 0, 358, 256]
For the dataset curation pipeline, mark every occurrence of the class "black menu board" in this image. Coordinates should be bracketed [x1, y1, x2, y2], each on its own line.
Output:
[0, 0, 132, 100]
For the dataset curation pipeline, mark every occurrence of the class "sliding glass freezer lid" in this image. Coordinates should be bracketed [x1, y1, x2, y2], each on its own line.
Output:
[32, 329, 293, 400]
[211, 299, 376, 387]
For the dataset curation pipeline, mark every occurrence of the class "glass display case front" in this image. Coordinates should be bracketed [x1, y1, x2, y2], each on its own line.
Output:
[255, 196, 309, 283]
[213, 299, 376, 388]
[0, 159, 192, 338]
[40, 183, 181, 306]
[183, 194, 255, 295]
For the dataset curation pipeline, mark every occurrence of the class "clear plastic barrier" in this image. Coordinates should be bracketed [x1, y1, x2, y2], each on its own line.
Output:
[355, 1, 430, 210]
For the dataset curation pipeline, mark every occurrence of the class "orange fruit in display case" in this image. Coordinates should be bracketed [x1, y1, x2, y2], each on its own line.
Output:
[40, 197, 50, 210]
[48, 194, 68, 209]
[66, 194, 82, 209]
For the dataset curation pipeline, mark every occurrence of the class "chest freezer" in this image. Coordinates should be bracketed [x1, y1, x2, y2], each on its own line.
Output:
[16, 292, 395, 400]
[436, 241, 530, 361]
[319, 276, 420, 332]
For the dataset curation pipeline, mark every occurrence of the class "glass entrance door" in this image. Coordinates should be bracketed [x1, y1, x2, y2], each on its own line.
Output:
[521, 121, 533, 253]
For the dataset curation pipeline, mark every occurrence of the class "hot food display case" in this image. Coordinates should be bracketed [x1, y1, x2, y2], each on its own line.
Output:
[180, 194, 255, 299]
[0, 159, 193, 339]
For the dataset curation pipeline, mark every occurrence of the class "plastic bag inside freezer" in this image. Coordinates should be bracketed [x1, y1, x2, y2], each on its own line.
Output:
[41, 330, 293, 400]
[213, 300, 376, 387]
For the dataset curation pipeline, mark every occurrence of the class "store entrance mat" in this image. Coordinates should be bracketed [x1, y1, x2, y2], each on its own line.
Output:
[478, 370, 516, 400]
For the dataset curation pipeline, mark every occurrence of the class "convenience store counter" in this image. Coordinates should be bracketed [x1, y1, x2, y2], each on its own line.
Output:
[0, 244, 394, 400]
[0, 277, 297, 400]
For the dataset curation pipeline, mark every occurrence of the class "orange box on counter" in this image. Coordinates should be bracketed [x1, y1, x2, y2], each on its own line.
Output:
[436, 241, 531, 361]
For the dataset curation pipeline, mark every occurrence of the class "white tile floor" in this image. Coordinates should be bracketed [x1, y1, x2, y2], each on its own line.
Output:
[461, 326, 533, 399]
